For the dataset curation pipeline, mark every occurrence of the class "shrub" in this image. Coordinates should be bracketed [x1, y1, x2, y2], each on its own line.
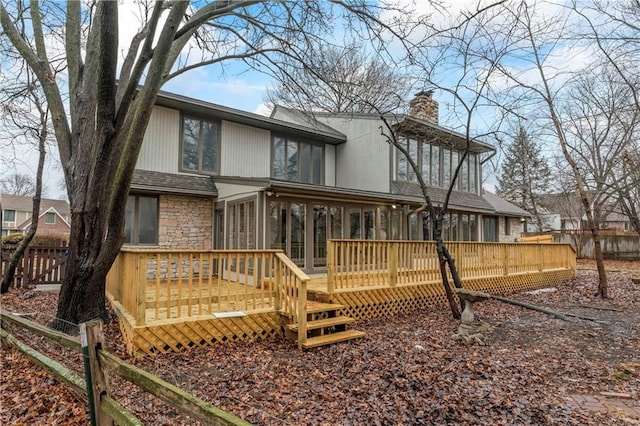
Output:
[32, 233, 69, 246]
[1, 233, 24, 244]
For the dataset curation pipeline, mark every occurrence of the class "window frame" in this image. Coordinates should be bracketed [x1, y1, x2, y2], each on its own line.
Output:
[3, 209, 16, 223]
[394, 136, 481, 194]
[271, 135, 325, 185]
[44, 212, 56, 224]
[179, 114, 221, 175]
[124, 195, 159, 246]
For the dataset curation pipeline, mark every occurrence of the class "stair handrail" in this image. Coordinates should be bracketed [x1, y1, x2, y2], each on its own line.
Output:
[274, 252, 310, 349]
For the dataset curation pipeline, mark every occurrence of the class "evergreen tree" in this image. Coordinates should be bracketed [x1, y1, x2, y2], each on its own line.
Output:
[496, 126, 551, 231]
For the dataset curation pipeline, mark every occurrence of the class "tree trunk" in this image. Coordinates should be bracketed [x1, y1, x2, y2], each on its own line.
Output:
[1, 103, 47, 293]
[434, 218, 462, 319]
[52, 193, 124, 329]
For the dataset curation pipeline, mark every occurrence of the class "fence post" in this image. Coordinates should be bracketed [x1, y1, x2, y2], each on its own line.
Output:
[389, 242, 398, 287]
[80, 320, 113, 426]
[327, 240, 335, 294]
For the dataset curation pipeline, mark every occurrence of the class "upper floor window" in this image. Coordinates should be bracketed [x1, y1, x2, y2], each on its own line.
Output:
[45, 212, 56, 224]
[181, 116, 219, 174]
[272, 136, 323, 184]
[396, 138, 478, 194]
[3, 209, 16, 223]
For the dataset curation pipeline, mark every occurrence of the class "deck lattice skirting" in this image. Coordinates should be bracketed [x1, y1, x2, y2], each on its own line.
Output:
[107, 242, 576, 355]
[327, 269, 574, 320]
[109, 297, 281, 355]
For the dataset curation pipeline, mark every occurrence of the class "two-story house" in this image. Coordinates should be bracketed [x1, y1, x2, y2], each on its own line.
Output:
[128, 90, 528, 273]
[0, 193, 71, 238]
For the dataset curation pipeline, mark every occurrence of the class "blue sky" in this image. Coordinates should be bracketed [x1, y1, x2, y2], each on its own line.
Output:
[1, 0, 586, 200]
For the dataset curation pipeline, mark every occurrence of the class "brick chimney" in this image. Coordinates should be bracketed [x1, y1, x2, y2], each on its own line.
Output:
[409, 90, 438, 125]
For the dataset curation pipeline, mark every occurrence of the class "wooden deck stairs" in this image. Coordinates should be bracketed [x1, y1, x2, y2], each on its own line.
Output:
[284, 301, 365, 349]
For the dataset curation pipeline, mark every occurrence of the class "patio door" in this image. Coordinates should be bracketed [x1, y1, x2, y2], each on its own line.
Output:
[269, 201, 306, 268]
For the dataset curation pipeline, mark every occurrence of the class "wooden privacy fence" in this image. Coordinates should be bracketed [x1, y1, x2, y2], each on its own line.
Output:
[106, 249, 311, 349]
[521, 234, 554, 243]
[0, 244, 68, 287]
[327, 240, 576, 291]
[0, 309, 251, 425]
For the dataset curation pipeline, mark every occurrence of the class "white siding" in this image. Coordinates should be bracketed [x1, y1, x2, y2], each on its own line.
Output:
[318, 117, 390, 193]
[220, 121, 271, 178]
[215, 183, 265, 200]
[325, 144, 336, 187]
[136, 106, 180, 173]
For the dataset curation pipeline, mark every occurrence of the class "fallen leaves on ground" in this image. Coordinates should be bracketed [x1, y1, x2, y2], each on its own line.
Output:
[1, 260, 639, 425]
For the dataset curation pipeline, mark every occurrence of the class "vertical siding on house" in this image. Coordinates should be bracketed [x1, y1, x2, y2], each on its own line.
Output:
[318, 116, 390, 193]
[220, 121, 270, 177]
[325, 144, 336, 187]
[137, 106, 181, 173]
[215, 182, 265, 200]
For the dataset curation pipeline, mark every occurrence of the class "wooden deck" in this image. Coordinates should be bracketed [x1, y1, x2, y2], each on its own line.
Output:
[106, 241, 577, 355]
[142, 278, 276, 322]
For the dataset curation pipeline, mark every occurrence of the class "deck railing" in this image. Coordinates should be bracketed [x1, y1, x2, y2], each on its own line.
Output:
[106, 249, 309, 338]
[327, 240, 576, 291]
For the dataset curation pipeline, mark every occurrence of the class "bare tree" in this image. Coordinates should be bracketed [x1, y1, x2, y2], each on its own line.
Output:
[0, 4, 52, 293]
[490, 2, 610, 296]
[616, 147, 640, 234]
[0, 1, 415, 327]
[571, 1, 640, 234]
[0, 174, 36, 197]
[563, 67, 638, 234]
[266, 44, 411, 114]
[374, 1, 512, 319]
[572, 0, 640, 112]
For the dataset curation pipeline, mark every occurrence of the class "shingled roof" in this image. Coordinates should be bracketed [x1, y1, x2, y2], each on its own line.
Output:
[390, 181, 495, 213]
[0, 193, 70, 216]
[131, 170, 218, 197]
[482, 192, 531, 217]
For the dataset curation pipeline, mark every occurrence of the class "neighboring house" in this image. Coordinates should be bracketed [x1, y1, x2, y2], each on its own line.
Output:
[537, 193, 636, 234]
[127, 90, 531, 273]
[0, 193, 71, 237]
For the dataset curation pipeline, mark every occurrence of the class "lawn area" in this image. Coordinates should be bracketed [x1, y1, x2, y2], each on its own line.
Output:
[1, 260, 639, 425]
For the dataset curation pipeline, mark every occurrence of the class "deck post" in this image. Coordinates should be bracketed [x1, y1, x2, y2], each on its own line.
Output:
[297, 278, 307, 350]
[389, 242, 398, 287]
[327, 240, 335, 294]
[135, 254, 146, 326]
[503, 245, 509, 276]
[274, 253, 282, 312]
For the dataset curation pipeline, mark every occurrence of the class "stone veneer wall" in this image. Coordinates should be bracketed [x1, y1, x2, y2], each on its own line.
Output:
[158, 194, 213, 249]
[498, 216, 522, 243]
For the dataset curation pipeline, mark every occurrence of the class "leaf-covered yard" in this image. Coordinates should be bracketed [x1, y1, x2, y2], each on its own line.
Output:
[1, 260, 639, 425]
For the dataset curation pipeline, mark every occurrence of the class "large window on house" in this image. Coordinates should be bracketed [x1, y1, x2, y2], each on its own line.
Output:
[3, 209, 16, 223]
[181, 115, 219, 173]
[395, 138, 480, 194]
[125, 195, 158, 245]
[272, 136, 323, 184]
